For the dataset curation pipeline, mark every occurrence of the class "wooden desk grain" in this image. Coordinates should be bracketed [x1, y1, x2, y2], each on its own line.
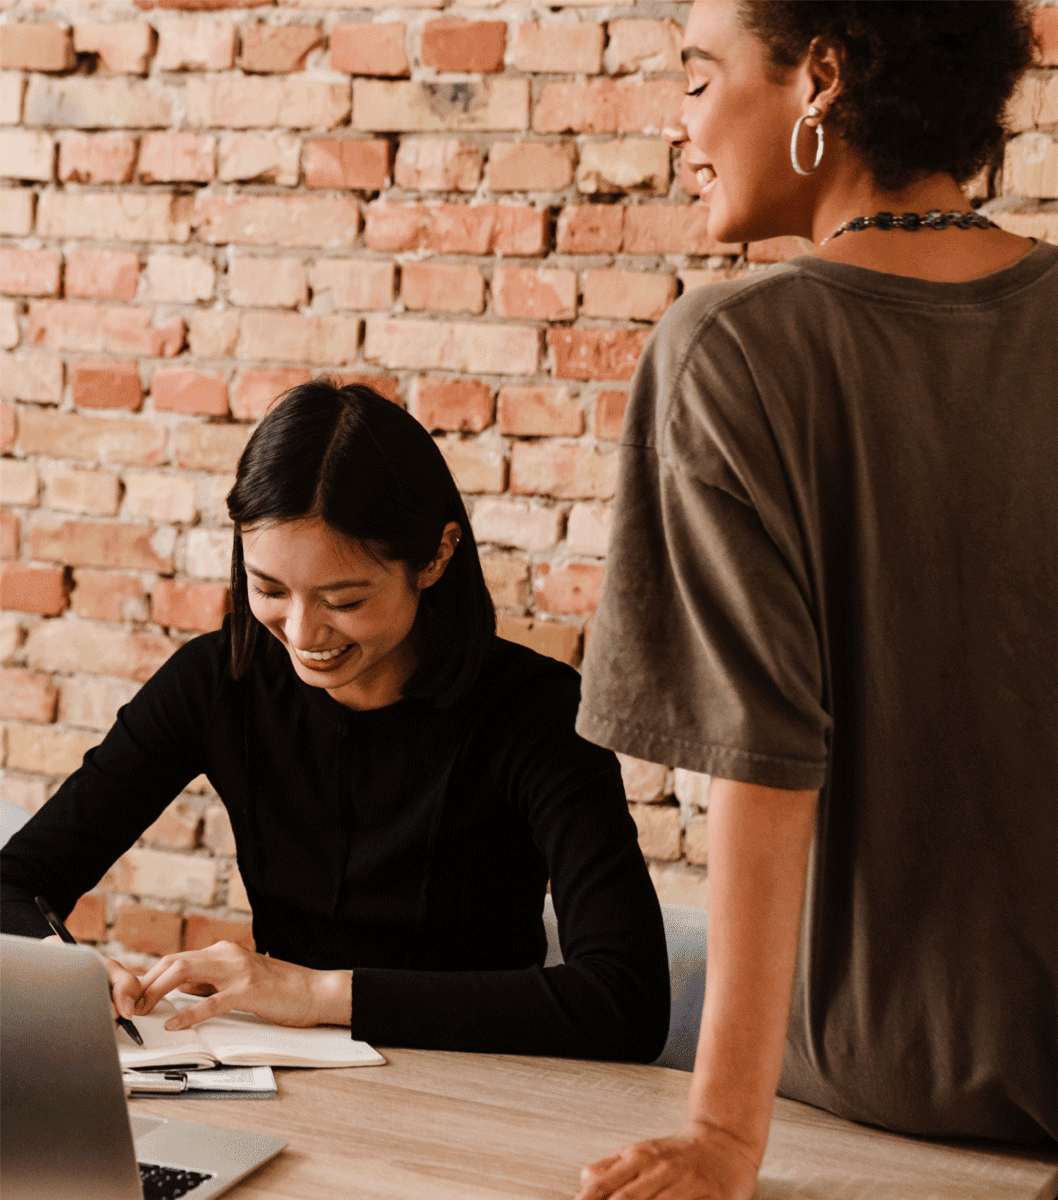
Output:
[131, 1049, 1058, 1200]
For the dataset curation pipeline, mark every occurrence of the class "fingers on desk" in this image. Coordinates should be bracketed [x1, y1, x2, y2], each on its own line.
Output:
[573, 1134, 758, 1200]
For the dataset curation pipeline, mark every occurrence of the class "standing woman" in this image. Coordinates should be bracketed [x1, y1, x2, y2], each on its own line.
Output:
[575, 1, 1054, 1196]
[2, 381, 670, 1063]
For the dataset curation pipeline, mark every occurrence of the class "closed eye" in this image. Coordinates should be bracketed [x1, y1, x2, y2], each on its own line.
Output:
[251, 585, 283, 601]
[686, 83, 708, 98]
[325, 600, 364, 612]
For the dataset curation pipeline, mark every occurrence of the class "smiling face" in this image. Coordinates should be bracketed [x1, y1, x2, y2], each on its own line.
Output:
[676, 0, 820, 244]
[243, 517, 450, 711]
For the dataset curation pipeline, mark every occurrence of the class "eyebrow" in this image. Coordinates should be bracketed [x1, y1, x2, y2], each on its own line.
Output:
[245, 565, 373, 590]
[681, 47, 720, 65]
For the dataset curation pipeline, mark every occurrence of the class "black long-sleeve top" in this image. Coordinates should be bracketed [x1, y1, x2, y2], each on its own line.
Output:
[2, 628, 670, 1061]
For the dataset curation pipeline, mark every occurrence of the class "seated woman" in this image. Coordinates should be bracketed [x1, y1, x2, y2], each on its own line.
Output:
[1, 380, 669, 1061]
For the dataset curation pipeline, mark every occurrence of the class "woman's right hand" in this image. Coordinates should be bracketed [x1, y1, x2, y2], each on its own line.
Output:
[42, 934, 144, 1019]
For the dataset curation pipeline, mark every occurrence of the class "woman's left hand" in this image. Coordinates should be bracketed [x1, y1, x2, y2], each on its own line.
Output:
[133, 941, 352, 1030]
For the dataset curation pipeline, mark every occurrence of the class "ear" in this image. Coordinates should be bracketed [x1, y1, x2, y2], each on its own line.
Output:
[803, 35, 843, 122]
[418, 521, 463, 591]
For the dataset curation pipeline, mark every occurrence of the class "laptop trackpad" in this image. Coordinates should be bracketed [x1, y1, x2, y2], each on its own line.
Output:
[130, 1113, 167, 1141]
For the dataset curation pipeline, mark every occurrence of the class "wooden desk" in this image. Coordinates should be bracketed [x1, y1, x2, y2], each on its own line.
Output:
[132, 1049, 1058, 1200]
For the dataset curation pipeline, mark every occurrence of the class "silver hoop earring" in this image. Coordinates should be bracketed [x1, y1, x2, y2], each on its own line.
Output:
[790, 106, 824, 176]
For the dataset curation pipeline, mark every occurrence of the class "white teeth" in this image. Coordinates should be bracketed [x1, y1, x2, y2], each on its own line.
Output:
[696, 166, 716, 186]
[300, 645, 351, 662]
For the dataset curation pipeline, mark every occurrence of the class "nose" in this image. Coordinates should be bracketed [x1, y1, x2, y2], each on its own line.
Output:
[284, 597, 324, 650]
[664, 119, 688, 149]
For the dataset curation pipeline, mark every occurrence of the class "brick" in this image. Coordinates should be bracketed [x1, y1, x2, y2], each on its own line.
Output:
[18, 408, 166, 466]
[185, 529, 233, 580]
[29, 517, 175, 573]
[581, 268, 676, 321]
[72, 21, 156, 75]
[228, 869, 251, 913]
[155, 19, 236, 71]
[188, 310, 240, 358]
[36, 192, 192, 243]
[304, 138, 390, 190]
[684, 814, 708, 865]
[241, 23, 322, 73]
[548, 328, 648, 382]
[198, 475, 235, 526]
[353, 80, 529, 133]
[0, 25, 74, 72]
[496, 613, 579, 665]
[556, 205, 623, 254]
[0, 129, 53, 183]
[217, 132, 300, 186]
[365, 202, 546, 256]
[228, 256, 307, 309]
[5, 724, 102, 777]
[234, 312, 361, 366]
[151, 367, 228, 416]
[471, 496, 561, 552]
[673, 767, 711, 808]
[24, 77, 172, 129]
[0, 666, 56, 722]
[173, 422, 250, 473]
[0, 774, 48, 815]
[0, 510, 19, 559]
[59, 675, 140, 731]
[230, 367, 311, 420]
[0, 353, 63, 403]
[307, 259, 393, 311]
[492, 266, 576, 321]
[746, 236, 809, 264]
[69, 569, 148, 623]
[25, 616, 174, 682]
[402, 261, 484, 314]
[0, 402, 13, 452]
[533, 80, 684, 135]
[679, 267, 742, 293]
[510, 442, 617, 499]
[203, 803, 236, 854]
[0, 459, 37, 505]
[510, 22, 603, 74]
[331, 372, 400, 402]
[186, 76, 349, 130]
[632, 801, 681, 861]
[623, 206, 741, 256]
[65, 894, 106, 943]
[593, 390, 626, 439]
[1035, 5, 1058, 66]
[578, 138, 670, 195]
[533, 560, 604, 614]
[195, 195, 361, 249]
[486, 142, 573, 192]
[281, 0, 439, 7]
[138, 131, 215, 183]
[0, 298, 18, 350]
[0, 73, 24, 125]
[1002, 132, 1058, 197]
[433, 434, 507, 493]
[393, 137, 481, 191]
[0, 247, 61, 297]
[566, 500, 610, 556]
[64, 248, 140, 301]
[1006, 71, 1058, 133]
[58, 132, 138, 185]
[151, 578, 230, 632]
[144, 796, 201, 851]
[331, 23, 409, 77]
[112, 903, 183, 956]
[123, 470, 197, 523]
[71, 360, 144, 411]
[0, 192, 32, 241]
[44, 467, 121, 517]
[124, 847, 216, 905]
[145, 253, 215, 304]
[481, 551, 529, 609]
[184, 913, 253, 951]
[604, 19, 682, 74]
[617, 752, 666, 802]
[410, 377, 493, 432]
[0, 563, 67, 615]
[421, 20, 505, 73]
[365, 316, 538, 375]
[497, 385, 582, 436]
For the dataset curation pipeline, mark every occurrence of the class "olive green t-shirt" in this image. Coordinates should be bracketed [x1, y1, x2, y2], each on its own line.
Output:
[577, 242, 1057, 1144]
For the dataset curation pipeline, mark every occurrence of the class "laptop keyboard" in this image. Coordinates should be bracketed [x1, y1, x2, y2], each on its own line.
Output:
[138, 1161, 214, 1199]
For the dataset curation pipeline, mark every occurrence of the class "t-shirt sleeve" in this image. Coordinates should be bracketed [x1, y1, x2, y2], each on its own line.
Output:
[0, 631, 226, 937]
[577, 290, 831, 789]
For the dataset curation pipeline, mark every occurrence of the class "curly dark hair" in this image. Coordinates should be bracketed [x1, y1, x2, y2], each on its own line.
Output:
[738, 1, 1038, 191]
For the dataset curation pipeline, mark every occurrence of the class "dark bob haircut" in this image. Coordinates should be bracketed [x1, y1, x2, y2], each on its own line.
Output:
[226, 380, 495, 708]
[739, 1, 1037, 192]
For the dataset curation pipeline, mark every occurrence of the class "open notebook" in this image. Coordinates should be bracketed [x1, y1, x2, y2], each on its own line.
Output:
[118, 994, 385, 1071]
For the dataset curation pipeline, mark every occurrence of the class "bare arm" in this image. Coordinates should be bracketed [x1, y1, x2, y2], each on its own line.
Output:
[575, 778, 818, 1200]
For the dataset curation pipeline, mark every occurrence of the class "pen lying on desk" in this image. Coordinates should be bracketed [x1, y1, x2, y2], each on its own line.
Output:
[34, 894, 145, 1047]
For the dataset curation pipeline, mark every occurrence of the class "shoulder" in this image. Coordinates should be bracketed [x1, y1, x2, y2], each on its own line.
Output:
[472, 637, 582, 712]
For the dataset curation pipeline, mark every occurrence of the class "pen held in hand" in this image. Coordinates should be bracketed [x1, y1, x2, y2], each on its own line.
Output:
[34, 894, 145, 1047]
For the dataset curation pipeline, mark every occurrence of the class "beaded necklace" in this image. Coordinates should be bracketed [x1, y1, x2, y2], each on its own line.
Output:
[819, 209, 998, 247]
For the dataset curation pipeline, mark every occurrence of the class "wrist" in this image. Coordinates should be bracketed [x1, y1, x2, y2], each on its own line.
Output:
[312, 969, 353, 1026]
[686, 1074, 773, 1167]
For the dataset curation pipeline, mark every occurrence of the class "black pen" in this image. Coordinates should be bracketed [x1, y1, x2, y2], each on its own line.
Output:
[35, 894, 145, 1047]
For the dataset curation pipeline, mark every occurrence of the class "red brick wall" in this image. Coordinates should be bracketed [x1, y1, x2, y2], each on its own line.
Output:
[1, 2, 1055, 957]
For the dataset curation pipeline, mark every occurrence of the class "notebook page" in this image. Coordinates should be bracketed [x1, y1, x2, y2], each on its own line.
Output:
[117, 999, 216, 1069]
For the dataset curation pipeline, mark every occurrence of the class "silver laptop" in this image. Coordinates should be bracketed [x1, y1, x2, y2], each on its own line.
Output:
[0, 933, 286, 1200]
